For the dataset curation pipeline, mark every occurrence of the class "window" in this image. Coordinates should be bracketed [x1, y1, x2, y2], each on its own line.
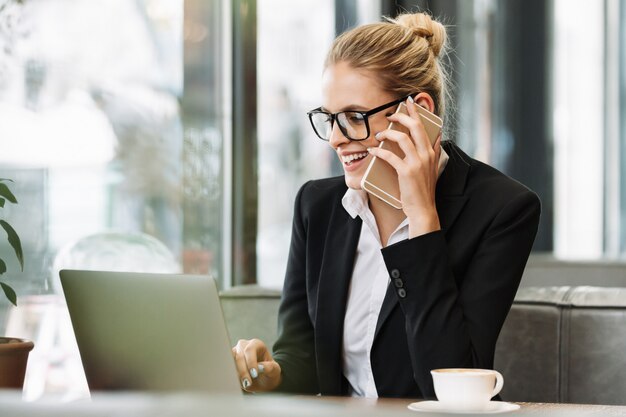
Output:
[256, 0, 336, 287]
[445, 0, 626, 260]
[0, 0, 185, 309]
[255, 0, 381, 287]
[0, 0, 187, 398]
[2, 2, 625, 296]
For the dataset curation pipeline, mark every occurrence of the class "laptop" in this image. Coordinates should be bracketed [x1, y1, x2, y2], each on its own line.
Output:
[60, 269, 242, 394]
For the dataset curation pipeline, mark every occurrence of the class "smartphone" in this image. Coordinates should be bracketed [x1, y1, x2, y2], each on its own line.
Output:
[360, 102, 443, 209]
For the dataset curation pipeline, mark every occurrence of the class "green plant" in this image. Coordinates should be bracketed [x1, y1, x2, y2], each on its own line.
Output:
[0, 178, 23, 306]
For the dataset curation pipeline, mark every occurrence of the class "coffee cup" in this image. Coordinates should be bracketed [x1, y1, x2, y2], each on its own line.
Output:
[430, 368, 504, 411]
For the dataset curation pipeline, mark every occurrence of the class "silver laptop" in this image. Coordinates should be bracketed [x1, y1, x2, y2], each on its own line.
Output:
[60, 269, 241, 394]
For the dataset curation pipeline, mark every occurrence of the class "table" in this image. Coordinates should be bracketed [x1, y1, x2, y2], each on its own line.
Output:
[1, 391, 625, 416]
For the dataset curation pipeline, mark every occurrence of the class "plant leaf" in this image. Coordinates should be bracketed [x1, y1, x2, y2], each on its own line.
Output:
[1, 282, 17, 306]
[0, 197, 4, 208]
[0, 220, 23, 270]
[0, 183, 17, 204]
[0, 258, 5, 274]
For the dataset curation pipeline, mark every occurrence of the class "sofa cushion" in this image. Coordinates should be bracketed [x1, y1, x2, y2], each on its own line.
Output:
[496, 286, 626, 405]
[220, 285, 281, 347]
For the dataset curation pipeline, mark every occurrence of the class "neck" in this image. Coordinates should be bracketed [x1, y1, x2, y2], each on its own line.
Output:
[368, 194, 407, 247]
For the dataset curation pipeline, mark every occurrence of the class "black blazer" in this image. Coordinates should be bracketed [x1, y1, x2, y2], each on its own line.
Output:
[272, 142, 541, 398]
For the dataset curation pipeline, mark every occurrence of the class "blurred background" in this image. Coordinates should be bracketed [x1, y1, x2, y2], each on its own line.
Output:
[0, 0, 624, 398]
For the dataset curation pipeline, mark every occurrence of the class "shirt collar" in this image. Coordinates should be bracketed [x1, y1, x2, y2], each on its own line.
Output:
[342, 188, 368, 219]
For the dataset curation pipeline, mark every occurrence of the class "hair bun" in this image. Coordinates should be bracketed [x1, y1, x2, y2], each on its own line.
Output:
[393, 12, 446, 57]
[412, 27, 433, 39]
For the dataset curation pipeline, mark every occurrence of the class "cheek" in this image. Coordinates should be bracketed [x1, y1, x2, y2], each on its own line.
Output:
[357, 123, 388, 151]
[370, 117, 391, 137]
[360, 136, 381, 149]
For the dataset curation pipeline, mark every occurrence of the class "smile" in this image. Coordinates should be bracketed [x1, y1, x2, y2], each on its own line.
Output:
[341, 152, 368, 166]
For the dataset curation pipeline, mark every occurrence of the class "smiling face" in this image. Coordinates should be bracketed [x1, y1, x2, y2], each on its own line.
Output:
[321, 61, 397, 190]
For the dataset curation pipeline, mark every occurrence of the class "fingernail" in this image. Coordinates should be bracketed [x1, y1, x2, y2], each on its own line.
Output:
[258, 364, 265, 374]
[250, 368, 258, 379]
[375, 132, 382, 140]
[242, 378, 250, 390]
[367, 147, 371, 152]
[407, 95, 415, 103]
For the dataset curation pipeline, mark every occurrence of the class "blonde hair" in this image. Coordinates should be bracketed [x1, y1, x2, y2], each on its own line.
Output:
[325, 12, 450, 119]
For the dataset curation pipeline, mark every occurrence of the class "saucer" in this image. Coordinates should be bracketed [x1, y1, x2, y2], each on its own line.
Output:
[407, 400, 521, 414]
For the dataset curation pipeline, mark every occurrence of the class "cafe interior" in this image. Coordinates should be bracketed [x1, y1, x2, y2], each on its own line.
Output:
[1, 0, 625, 415]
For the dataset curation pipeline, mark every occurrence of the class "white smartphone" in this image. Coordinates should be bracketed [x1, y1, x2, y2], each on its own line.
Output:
[360, 102, 443, 209]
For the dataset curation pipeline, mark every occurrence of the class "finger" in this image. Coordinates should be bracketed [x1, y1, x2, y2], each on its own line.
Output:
[433, 134, 441, 148]
[243, 339, 265, 380]
[433, 135, 442, 159]
[389, 99, 433, 153]
[258, 360, 280, 379]
[404, 97, 430, 152]
[432, 135, 442, 177]
[387, 110, 437, 169]
[367, 146, 405, 171]
[374, 128, 418, 162]
[255, 360, 282, 392]
[233, 341, 253, 391]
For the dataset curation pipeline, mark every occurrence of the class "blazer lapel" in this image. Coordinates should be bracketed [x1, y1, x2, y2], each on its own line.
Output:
[315, 205, 362, 394]
[373, 142, 470, 340]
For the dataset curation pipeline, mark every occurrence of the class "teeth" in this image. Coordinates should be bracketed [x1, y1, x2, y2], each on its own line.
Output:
[341, 152, 368, 164]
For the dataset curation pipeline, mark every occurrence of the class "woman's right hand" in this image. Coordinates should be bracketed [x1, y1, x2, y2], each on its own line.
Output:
[232, 338, 282, 392]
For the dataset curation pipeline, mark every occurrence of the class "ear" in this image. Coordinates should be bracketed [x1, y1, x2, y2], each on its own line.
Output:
[412, 92, 436, 114]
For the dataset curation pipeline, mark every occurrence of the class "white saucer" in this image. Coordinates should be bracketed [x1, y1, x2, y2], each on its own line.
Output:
[407, 401, 521, 414]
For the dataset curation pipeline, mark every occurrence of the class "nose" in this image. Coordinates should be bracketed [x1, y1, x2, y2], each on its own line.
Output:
[328, 122, 350, 149]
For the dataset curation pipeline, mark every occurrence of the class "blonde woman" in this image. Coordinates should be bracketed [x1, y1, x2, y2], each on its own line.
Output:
[233, 11, 540, 398]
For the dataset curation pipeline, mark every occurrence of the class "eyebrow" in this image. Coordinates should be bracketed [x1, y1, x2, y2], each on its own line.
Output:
[320, 104, 369, 113]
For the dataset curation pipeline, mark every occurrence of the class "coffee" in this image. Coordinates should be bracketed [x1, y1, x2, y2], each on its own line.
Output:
[430, 368, 504, 411]
[435, 368, 488, 373]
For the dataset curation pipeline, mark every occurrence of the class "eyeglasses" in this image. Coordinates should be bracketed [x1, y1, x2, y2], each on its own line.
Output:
[307, 94, 416, 141]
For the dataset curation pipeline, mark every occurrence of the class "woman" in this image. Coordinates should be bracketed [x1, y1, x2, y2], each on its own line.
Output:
[233, 11, 540, 398]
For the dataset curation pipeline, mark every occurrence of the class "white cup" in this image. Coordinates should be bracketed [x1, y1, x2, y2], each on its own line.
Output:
[430, 368, 504, 411]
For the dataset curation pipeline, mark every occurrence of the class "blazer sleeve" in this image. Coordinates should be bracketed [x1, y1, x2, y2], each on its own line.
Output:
[271, 182, 319, 394]
[380, 188, 541, 397]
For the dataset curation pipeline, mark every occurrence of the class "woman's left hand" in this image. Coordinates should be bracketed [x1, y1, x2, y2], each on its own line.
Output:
[366, 97, 442, 238]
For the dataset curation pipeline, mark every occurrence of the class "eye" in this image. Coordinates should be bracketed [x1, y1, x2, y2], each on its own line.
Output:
[314, 111, 332, 122]
[345, 112, 365, 124]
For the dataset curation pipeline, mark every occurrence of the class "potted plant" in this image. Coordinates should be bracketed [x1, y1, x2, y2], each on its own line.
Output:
[0, 178, 34, 390]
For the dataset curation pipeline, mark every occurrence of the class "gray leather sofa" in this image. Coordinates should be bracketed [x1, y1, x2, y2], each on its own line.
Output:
[495, 286, 626, 405]
[220, 285, 626, 405]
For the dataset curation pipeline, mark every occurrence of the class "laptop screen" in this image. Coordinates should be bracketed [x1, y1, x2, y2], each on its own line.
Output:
[60, 269, 241, 394]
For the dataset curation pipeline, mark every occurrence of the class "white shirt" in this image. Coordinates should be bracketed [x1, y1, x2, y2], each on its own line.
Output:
[341, 149, 449, 398]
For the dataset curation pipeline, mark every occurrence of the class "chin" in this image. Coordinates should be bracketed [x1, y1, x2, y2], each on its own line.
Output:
[344, 175, 363, 190]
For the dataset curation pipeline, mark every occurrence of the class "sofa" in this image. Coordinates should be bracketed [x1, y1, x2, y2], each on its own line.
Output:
[494, 285, 626, 405]
[220, 284, 626, 405]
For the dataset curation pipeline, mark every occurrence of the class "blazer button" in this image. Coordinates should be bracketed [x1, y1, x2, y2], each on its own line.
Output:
[390, 269, 401, 279]
[393, 278, 403, 288]
[397, 288, 407, 298]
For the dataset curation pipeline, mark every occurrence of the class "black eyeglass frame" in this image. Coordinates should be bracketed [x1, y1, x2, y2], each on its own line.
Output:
[306, 93, 417, 141]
